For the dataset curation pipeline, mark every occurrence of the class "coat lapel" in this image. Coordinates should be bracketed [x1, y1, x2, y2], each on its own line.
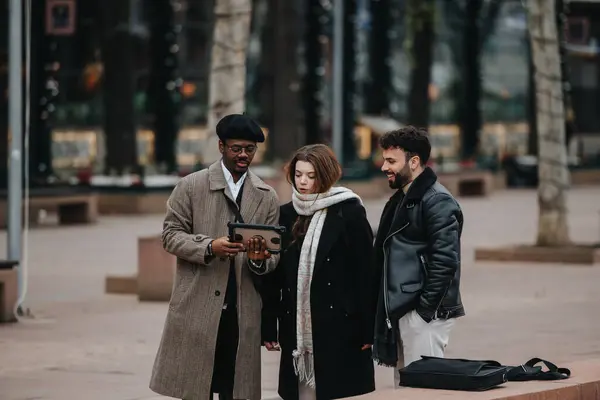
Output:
[208, 161, 268, 223]
[384, 166, 439, 240]
[239, 173, 266, 223]
[375, 191, 403, 248]
[386, 194, 410, 237]
[284, 204, 344, 282]
[208, 160, 233, 200]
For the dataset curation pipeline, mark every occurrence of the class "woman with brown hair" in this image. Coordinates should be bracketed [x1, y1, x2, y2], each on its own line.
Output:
[261, 144, 376, 400]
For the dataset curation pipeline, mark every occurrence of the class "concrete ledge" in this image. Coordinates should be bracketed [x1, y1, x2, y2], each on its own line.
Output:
[0, 268, 18, 323]
[571, 168, 600, 186]
[98, 193, 169, 215]
[354, 358, 600, 400]
[494, 171, 507, 191]
[137, 235, 175, 301]
[105, 274, 137, 295]
[105, 237, 176, 300]
[0, 194, 98, 227]
[474, 244, 600, 265]
[438, 170, 495, 197]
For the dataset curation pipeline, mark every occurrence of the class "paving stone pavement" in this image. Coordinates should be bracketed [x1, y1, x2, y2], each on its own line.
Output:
[1, 187, 599, 400]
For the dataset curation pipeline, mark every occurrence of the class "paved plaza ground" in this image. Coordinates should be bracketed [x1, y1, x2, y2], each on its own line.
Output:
[1, 186, 599, 400]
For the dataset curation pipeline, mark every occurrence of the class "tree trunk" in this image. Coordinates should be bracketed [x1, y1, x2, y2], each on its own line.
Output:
[258, 0, 275, 155]
[528, 0, 571, 246]
[0, 62, 7, 191]
[100, 0, 139, 175]
[148, 0, 180, 174]
[365, 0, 391, 115]
[405, 0, 434, 128]
[29, 0, 55, 185]
[203, 0, 252, 164]
[444, 0, 502, 159]
[303, 0, 324, 145]
[271, 0, 303, 161]
[460, 0, 483, 161]
[526, 30, 538, 156]
[0, 0, 8, 189]
[555, 0, 575, 147]
[342, 0, 357, 164]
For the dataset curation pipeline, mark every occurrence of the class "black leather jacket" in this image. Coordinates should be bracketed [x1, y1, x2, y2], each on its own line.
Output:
[373, 167, 465, 324]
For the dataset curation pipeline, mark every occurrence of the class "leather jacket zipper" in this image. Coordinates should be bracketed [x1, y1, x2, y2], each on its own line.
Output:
[433, 278, 453, 319]
[420, 254, 452, 320]
[419, 255, 428, 273]
[382, 222, 409, 330]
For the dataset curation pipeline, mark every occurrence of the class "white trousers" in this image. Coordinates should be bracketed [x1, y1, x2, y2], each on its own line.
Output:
[393, 310, 455, 387]
[298, 382, 316, 400]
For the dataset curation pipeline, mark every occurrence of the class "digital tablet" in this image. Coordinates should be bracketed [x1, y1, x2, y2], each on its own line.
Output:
[227, 222, 286, 254]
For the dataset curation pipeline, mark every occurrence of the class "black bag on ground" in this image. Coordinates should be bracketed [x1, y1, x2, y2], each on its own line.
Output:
[506, 358, 571, 381]
[398, 356, 508, 391]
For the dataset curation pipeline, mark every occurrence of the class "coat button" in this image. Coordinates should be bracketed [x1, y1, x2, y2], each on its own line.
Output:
[287, 288, 291, 292]
[215, 290, 221, 296]
[327, 282, 331, 286]
[330, 305, 334, 309]
[326, 257, 330, 262]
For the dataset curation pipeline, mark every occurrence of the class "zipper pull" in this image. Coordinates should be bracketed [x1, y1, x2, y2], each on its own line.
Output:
[386, 318, 392, 330]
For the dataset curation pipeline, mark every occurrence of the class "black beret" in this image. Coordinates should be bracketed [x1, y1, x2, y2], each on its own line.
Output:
[216, 114, 265, 143]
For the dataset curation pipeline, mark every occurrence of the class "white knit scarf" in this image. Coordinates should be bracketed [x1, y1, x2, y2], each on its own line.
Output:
[291, 186, 363, 388]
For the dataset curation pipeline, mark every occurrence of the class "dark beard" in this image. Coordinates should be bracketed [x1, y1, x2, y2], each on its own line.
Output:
[388, 165, 412, 189]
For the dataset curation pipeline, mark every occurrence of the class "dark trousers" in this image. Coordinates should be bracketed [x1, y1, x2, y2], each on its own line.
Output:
[210, 304, 239, 399]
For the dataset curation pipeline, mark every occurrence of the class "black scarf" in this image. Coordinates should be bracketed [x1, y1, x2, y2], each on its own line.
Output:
[371, 189, 403, 368]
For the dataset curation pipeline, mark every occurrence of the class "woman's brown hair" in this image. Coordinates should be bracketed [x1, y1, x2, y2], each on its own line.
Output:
[284, 144, 342, 242]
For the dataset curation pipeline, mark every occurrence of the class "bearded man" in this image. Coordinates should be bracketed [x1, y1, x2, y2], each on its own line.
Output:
[371, 126, 465, 387]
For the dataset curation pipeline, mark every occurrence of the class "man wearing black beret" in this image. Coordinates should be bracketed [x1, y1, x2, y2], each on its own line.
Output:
[150, 114, 279, 400]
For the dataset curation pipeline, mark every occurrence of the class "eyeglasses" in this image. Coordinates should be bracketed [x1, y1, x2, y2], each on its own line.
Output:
[226, 144, 257, 155]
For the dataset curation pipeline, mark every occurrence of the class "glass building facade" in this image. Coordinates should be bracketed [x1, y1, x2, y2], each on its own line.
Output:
[0, 0, 598, 181]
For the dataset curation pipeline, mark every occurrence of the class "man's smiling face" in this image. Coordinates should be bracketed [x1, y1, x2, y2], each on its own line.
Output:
[381, 147, 415, 189]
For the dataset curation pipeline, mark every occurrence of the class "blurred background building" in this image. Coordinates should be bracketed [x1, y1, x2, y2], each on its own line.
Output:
[0, 0, 599, 189]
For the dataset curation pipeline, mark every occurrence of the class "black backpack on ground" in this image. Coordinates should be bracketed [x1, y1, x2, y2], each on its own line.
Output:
[398, 356, 570, 391]
[398, 356, 508, 391]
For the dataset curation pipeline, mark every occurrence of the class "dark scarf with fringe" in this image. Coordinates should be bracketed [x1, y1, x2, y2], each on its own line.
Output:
[372, 293, 400, 367]
[371, 188, 403, 368]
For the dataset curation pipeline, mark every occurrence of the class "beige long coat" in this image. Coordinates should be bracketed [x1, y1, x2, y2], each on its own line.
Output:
[149, 161, 280, 400]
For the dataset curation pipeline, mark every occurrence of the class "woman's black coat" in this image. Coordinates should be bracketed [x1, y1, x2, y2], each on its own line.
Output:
[261, 199, 376, 400]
